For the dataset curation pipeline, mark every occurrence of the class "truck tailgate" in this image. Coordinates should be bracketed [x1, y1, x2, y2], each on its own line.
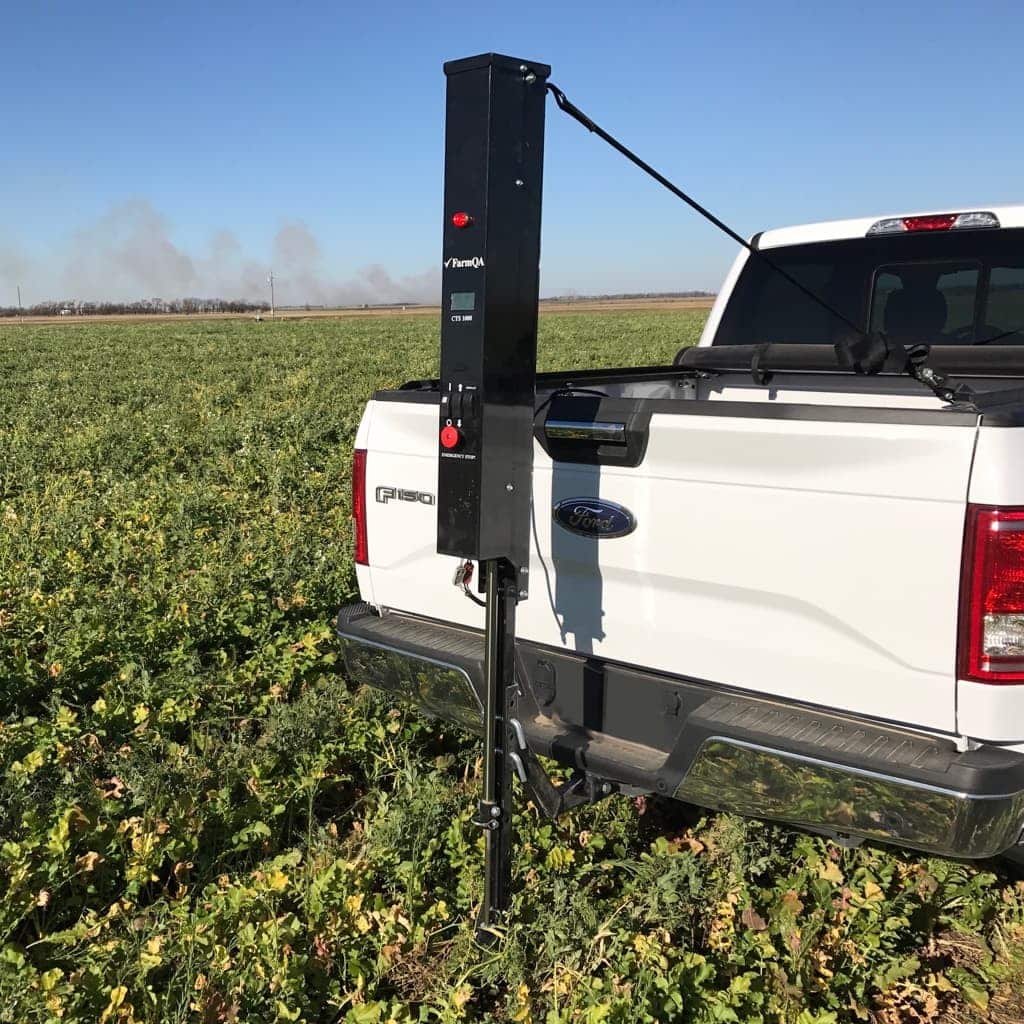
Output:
[358, 394, 977, 734]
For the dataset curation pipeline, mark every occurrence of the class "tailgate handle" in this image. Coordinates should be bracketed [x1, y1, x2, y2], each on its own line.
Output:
[544, 419, 626, 445]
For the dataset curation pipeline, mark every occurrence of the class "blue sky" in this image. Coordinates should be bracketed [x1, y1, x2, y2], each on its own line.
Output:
[2, 0, 1022, 304]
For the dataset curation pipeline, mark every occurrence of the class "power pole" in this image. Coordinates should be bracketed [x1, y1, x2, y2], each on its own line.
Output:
[267, 272, 275, 318]
[17, 285, 22, 318]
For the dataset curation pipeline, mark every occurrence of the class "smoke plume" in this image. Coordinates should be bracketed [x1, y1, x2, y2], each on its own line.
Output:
[0, 200, 438, 306]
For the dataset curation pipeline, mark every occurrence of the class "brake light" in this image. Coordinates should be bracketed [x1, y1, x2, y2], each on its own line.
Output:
[959, 505, 1024, 683]
[902, 214, 957, 232]
[352, 448, 368, 565]
[867, 211, 1000, 236]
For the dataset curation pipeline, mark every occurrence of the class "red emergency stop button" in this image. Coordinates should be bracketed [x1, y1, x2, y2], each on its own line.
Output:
[440, 424, 461, 449]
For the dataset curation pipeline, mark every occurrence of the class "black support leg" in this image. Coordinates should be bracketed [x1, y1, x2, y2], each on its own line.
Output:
[474, 559, 518, 942]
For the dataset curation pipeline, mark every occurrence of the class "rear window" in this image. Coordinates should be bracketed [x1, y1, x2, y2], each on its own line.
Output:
[714, 227, 1024, 346]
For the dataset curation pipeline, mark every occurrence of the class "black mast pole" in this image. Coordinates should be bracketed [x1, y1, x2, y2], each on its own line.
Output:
[475, 560, 517, 932]
[435, 54, 549, 940]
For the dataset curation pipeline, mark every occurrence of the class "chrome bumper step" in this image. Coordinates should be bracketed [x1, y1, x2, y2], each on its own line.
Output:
[337, 603, 1024, 859]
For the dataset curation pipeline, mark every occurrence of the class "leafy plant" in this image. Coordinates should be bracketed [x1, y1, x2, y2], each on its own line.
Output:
[1, 311, 1022, 1023]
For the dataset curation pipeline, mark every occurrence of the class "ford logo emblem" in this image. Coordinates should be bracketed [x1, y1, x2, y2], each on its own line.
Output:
[552, 498, 636, 539]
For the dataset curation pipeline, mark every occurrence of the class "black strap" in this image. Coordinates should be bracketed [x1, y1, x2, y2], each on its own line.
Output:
[750, 343, 773, 386]
[834, 331, 891, 375]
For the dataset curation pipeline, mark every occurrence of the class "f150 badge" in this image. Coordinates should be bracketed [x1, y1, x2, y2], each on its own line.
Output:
[553, 498, 636, 539]
[375, 487, 435, 506]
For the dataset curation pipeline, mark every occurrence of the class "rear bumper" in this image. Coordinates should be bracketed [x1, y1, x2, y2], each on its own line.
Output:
[337, 602, 1024, 859]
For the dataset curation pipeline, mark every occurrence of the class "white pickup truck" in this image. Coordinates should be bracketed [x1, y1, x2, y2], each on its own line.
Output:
[337, 205, 1024, 861]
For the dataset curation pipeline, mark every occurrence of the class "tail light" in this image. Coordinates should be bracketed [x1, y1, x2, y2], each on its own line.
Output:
[352, 448, 368, 565]
[959, 505, 1024, 683]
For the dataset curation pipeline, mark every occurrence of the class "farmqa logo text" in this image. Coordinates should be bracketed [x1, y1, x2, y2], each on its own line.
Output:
[444, 256, 485, 269]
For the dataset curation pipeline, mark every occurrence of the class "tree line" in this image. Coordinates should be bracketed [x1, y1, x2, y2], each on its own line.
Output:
[0, 298, 268, 318]
[542, 290, 715, 301]
[2, 290, 717, 318]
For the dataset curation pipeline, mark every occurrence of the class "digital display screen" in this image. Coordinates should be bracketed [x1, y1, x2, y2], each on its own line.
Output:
[450, 291, 476, 312]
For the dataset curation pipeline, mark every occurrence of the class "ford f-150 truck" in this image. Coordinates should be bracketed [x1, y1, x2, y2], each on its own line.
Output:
[337, 205, 1024, 860]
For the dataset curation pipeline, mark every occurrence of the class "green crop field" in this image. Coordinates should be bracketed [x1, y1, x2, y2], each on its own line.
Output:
[2, 312, 1023, 1024]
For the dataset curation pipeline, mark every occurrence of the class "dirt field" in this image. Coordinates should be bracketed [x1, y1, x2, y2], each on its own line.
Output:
[2, 294, 714, 326]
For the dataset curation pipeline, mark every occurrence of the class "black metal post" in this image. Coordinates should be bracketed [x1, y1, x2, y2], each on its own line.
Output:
[475, 559, 517, 938]
[434, 53, 548, 939]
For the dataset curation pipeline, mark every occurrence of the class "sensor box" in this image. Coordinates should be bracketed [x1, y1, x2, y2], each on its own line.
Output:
[436, 53, 549, 587]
